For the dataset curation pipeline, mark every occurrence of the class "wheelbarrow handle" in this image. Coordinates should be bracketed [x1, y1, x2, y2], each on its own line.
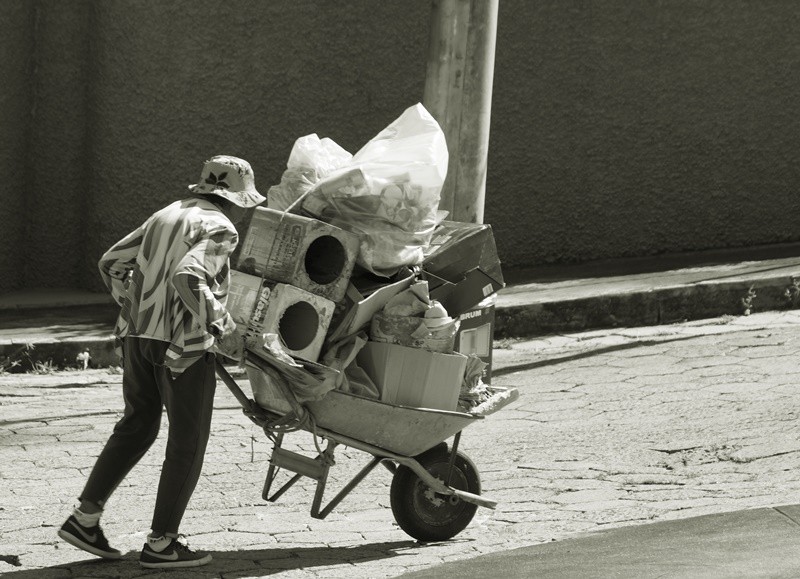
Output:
[214, 358, 253, 411]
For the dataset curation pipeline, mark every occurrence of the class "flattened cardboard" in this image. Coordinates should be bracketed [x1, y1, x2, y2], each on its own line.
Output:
[421, 221, 504, 316]
[327, 273, 414, 342]
[422, 221, 504, 285]
[356, 341, 467, 412]
[454, 298, 495, 384]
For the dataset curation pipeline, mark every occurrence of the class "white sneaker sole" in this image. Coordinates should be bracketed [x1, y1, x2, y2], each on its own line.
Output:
[140, 553, 213, 569]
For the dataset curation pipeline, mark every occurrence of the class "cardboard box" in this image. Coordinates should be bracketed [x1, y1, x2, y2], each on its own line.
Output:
[421, 221, 504, 317]
[228, 271, 335, 363]
[237, 207, 361, 302]
[227, 270, 265, 332]
[453, 297, 495, 384]
[429, 268, 501, 319]
[356, 341, 468, 411]
[249, 283, 335, 364]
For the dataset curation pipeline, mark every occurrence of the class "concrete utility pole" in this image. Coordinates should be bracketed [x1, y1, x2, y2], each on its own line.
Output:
[423, 0, 499, 224]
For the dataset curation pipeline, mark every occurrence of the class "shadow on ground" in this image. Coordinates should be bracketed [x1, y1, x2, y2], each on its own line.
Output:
[3, 540, 421, 578]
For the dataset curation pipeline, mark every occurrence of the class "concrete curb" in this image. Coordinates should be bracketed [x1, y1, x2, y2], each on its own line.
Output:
[0, 337, 120, 371]
[0, 302, 120, 371]
[3, 258, 800, 370]
[495, 275, 799, 338]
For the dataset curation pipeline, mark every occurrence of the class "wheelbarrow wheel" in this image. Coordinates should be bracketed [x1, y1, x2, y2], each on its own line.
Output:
[390, 446, 480, 542]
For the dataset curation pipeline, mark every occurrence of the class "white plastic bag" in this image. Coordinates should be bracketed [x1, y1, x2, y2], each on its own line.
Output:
[267, 134, 353, 212]
[303, 103, 449, 276]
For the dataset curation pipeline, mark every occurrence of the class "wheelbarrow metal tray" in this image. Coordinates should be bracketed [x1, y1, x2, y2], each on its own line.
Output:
[246, 366, 517, 457]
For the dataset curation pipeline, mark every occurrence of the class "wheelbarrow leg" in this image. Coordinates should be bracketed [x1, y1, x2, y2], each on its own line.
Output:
[311, 454, 385, 520]
[446, 431, 462, 486]
[262, 433, 305, 502]
[264, 436, 335, 505]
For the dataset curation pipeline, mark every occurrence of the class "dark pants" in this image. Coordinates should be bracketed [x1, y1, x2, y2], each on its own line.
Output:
[80, 337, 217, 535]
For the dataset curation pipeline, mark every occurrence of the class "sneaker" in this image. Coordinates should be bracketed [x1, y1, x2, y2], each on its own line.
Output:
[139, 538, 212, 569]
[57, 515, 122, 559]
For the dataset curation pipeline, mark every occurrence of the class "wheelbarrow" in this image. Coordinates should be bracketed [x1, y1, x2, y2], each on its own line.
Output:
[216, 352, 519, 542]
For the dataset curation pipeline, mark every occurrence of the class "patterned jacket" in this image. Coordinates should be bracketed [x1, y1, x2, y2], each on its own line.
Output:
[98, 197, 238, 375]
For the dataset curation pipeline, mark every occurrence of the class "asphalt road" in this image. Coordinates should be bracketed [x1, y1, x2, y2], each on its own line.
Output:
[2, 309, 800, 577]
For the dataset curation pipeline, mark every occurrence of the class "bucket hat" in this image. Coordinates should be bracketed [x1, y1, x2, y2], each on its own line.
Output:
[188, 155, 265, 208]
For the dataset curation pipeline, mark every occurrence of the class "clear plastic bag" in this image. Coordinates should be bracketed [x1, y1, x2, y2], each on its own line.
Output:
[368, 281, 459, 353]
[267, 134, 353, 212]
[303, 103, 449, 276]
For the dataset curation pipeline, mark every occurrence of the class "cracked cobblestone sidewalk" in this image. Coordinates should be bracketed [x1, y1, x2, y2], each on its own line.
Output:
[2, 310, 800, 577]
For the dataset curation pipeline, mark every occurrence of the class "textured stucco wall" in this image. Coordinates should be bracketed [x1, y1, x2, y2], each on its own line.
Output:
[28, 0, 92, 289]
[6, 0, 800, 292]
[83, 0, 430, 292]
[487, 1, 800, 268]
[0, 1, 33, 294]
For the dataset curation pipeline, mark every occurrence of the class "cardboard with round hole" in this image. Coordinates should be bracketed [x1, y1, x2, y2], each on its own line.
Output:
[236, 207, 361, 302]
[244, 280, 336, 364]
